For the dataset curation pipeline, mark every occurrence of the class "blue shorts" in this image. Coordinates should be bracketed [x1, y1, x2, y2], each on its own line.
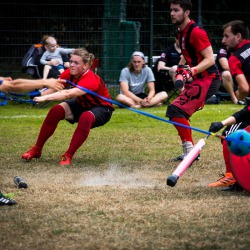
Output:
[51, 64, 64, 71]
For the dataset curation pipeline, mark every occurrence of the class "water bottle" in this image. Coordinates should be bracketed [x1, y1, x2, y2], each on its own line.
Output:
[14, 176, 28, 189]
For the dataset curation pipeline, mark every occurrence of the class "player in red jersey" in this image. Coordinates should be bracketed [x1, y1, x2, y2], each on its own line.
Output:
[208, 97, 250, 191]
[22, 48, 114, 166]
[222, 20, 250, 101]
[166, 0, 221, 161]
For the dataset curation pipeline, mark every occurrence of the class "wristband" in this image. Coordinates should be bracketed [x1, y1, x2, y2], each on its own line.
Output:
[192, 68, 198, 76]
[0, 80, 3, 86]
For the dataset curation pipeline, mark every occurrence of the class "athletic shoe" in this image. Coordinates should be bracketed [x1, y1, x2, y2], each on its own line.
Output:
[172, 154, 185, 161]
[221, 182, 244, 192]
[172, 153, 200, 162]
[208, 173, 236, 187]
[172, 141, 196, 162]
[22, 145, 42, 161]
[59, 153, 72, 166]
[0, 192, 17, 206]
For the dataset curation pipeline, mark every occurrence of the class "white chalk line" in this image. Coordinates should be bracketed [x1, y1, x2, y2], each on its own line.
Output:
[0, 115, 45, 119]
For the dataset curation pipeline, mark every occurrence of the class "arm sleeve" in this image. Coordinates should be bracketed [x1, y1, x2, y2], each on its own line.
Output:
[40, 52, 48, 65]
[119, 68, 129, 83]
[158, 48, 168, 63]
[59, 48, 75, 55]
[232, 107, 249, 123]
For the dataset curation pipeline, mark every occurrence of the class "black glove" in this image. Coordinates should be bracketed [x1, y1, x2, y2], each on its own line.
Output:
[209, 122, 224, 133]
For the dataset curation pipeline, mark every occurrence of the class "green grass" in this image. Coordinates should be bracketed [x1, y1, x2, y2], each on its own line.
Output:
[1, 101, 249, 250]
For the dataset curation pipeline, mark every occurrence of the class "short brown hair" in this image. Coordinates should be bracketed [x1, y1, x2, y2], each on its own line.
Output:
[169, 0, 192, 12]
[223, 20, 249, 39]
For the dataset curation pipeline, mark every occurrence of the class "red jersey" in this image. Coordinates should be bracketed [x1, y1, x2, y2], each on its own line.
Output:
[178, 20, 218, 75]
[229, 40, 250, 86]
[60, 68, 114, 111]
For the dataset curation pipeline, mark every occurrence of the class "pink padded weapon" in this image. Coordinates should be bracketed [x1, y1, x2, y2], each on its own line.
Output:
[167, 138, 206, 187]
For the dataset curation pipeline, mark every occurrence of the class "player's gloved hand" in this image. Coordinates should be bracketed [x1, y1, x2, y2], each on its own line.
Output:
[174, 65, 193, 89]
[209, 122, 224, 133]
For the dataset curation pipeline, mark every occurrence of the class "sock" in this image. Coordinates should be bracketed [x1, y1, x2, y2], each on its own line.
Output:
[35, 105, 65, 149]
[182, 141, 194, 155]
[65, 111, 95, 157]
[171, 117, 194, 144]
[222, 139, 232, 173]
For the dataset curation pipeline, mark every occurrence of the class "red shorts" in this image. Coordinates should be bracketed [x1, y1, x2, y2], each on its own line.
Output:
[170, 76, 219, 116]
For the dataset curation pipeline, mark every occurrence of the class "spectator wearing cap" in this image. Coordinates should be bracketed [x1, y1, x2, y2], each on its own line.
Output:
[116, 51, 168, 108]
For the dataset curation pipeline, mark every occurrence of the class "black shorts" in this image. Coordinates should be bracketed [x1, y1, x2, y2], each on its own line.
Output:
[65, 99, 113, 128]
[135, 93, 148, 99]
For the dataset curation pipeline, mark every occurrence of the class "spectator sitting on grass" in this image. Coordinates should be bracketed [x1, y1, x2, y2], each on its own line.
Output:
[116, 51, 168, 108]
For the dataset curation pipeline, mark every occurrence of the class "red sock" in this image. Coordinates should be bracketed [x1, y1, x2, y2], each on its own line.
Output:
[35, 105, 65, 149]
[171, 117, 194, 144]
[222, 139, 232, 173]
[65, 111, 95, 157]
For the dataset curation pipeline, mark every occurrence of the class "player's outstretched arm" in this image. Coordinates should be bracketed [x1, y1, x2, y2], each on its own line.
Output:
[10, 78, 65, 92]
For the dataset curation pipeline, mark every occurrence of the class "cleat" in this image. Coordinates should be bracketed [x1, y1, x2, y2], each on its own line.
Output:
[221, 182, 244, 192]
[172, 153, 200, 162]
[59, 153, 72, 166]
[172, 154, 185, 162]
[172, 141, 200, 162]
[22, 146, 42, 161]
[208, 173, 236, 187]
[0, 192, 17, 206]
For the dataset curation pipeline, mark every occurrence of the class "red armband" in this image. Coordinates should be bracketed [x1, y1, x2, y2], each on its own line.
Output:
[191, 67, 198, 76]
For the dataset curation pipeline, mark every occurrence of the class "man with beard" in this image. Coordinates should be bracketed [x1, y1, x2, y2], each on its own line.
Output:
[166, 0, 221, 161]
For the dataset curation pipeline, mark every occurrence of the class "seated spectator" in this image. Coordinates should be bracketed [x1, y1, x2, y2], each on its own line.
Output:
[116, 51, 168, 108]
[40, 35, 74, 79]
[216, 46, 240, 104]
[153, 35, 182, 94]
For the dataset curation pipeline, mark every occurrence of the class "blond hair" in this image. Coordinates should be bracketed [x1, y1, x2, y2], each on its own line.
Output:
[71, 48, 95, 67]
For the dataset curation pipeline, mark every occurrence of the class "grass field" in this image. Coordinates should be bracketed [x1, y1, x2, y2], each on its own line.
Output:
[0, 101, 249, 250]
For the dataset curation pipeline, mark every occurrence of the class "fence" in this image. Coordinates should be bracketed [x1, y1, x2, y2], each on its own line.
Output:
[1, 0, 250, 98]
